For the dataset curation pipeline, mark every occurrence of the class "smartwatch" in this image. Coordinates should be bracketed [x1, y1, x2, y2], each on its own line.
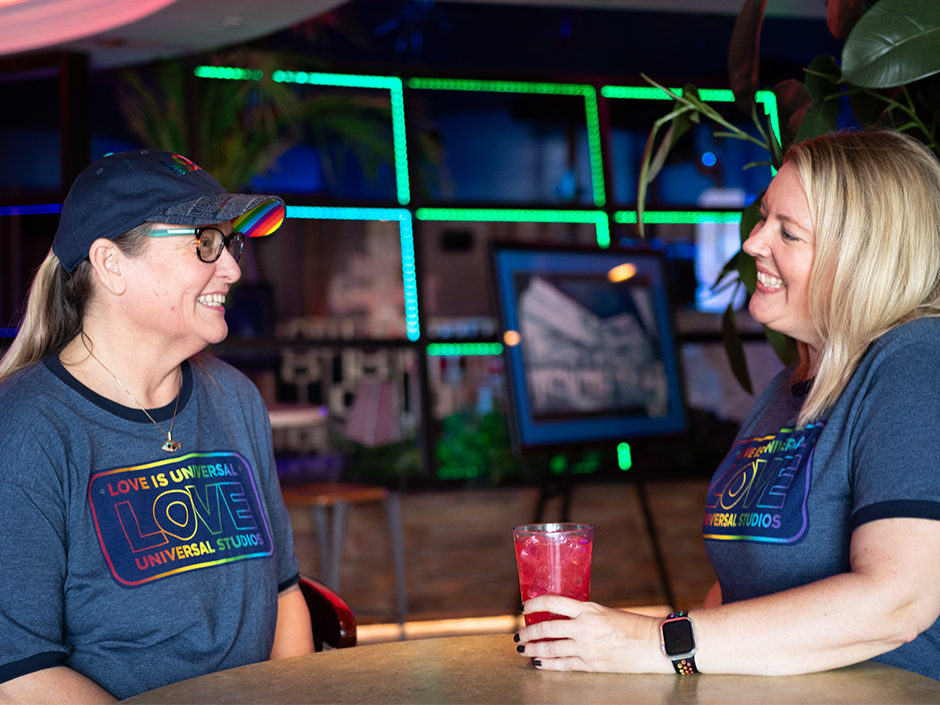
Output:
[661, 611, 698, 674]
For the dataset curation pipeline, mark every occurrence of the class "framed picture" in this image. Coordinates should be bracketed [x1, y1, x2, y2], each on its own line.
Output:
[489, 242, 687, 452]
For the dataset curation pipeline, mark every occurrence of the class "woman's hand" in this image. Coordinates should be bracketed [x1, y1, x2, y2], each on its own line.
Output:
[514, 595, 673, 674]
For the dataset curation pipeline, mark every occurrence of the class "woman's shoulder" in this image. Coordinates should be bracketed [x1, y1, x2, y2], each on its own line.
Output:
[880, 316, 940, 345]
[869, 317, 940, 361]
[0, 356, 61, 405]
[850, 318, 940, 398]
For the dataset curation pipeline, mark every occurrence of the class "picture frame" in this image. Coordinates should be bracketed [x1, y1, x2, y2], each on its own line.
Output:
[489, 242, 687, 452]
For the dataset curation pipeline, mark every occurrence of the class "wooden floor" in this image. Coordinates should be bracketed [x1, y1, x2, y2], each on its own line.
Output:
[285, 479, 717, 627]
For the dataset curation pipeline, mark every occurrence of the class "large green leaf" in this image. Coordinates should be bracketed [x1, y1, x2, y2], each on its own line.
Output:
[722, 303, 753, 395]
[795, 99, 840, 142]
[805, 55, 842, 101]
[728, 0, 768, 113]
[763, 325, 799, 366]
[842, 0, 940, 88]
[848, 86, 891, 125]
[738, 198, 762, 281]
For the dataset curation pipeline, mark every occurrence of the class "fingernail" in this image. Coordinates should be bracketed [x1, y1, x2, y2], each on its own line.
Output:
[516, 645, 525, 653]
[532, 659, 542, 668]
[513, 633, 520, 643]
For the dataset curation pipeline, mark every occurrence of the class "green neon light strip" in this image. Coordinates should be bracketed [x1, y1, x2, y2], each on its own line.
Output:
[615, 210, 742, 225]
[601, 85, 781, 152]
[197, 67, 410, 205]
[415, 208, 609, 248]
[427, 342, 503, 356]
[416, 207, 596, 222]
[601, 85, 772, 104]
[410, 78, 606, 208]
[272, 70, 398, 90]
[408, 77, 587, 95]
[273, 71, 410, 205]
[388, 79, 410, 205]
[193, 66, 263, 80]
[617, 442, 632, 471]
[286, 207, 419, 340]
[582, 87, 605, 207]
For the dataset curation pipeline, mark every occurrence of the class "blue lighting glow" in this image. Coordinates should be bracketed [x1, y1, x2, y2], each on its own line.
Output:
[0, 204, 62, 216]
[702, 152, 717, 167]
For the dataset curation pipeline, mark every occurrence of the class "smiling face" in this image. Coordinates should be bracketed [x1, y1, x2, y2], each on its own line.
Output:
[122, 222, 242, 355]
[742, 162, 820, 353]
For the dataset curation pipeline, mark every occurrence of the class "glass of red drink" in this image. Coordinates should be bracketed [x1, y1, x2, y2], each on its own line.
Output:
[513, 522, 593, 627]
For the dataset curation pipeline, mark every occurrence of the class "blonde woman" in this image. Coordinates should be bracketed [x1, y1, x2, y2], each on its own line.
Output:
[515, 130, 940, 680]
[0, 151, 313, 703]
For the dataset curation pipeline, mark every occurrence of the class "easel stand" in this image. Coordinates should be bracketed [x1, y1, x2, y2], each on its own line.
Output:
[530, 466, 676, 610]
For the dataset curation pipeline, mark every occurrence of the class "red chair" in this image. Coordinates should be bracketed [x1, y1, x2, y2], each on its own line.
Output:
[299, 574, 357, 651]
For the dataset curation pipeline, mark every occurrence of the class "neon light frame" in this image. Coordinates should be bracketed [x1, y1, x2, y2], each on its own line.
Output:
[0, 74, 785, 351]
[408, 77, 606, 208]
[286, 206, 419, 341]
[194, 66, 411, 206]
[615, 210, 743, 225]
[601, 85, 781, 148]
[426, 342, 503, 356]
[490, 242, 687, 451]
[415, 207, 611, 249]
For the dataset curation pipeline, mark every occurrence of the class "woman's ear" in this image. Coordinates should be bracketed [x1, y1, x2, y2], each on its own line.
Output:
[87, 238, 127, 296]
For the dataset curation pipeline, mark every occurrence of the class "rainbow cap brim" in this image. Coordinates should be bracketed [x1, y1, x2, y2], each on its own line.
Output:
[232, 198, 285, 238]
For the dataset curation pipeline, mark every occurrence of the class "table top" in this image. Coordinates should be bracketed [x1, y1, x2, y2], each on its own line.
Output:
[121, 633, 940, 705]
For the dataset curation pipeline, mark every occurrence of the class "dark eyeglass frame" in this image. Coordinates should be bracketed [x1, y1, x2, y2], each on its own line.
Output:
[148, 226, 244, 264]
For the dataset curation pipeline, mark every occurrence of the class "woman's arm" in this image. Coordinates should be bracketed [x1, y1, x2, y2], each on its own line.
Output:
[270, 584, 315, 660]
[516, 516, 940, 675]
[703, 581, 722, 608]
[0, 667, 116, 705]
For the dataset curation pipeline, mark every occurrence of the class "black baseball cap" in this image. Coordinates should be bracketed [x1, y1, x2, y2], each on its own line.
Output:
[53, 149, 286, 272]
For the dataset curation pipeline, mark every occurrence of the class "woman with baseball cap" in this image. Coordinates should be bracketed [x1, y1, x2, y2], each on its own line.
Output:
[0, 150, 313, 702]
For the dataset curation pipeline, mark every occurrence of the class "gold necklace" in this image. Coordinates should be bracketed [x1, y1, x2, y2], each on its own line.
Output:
[82, 336, 182, 453]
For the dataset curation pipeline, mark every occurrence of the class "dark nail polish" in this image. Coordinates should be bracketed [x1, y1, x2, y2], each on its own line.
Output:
[516, 645, 525, 653]
[513, 633, 520, 643]
[532, 660, 542, 668]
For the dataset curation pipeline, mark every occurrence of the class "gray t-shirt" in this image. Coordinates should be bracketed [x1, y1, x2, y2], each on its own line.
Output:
[704, 317, 940, 679]
[0, 354, 300, 699]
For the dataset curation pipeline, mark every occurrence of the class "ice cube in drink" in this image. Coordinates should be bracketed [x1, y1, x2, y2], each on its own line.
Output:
[513, 523, 593, 627]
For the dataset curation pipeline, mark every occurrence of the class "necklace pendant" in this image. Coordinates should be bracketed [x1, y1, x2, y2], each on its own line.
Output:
[162, 439, 182, 452]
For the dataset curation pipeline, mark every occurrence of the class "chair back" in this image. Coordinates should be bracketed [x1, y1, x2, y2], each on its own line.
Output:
[298, 574, 357, 651]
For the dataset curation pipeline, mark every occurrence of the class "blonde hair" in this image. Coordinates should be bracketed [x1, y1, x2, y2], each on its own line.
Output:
[0, 224, 151, 384]
[788, 131, 940, 425]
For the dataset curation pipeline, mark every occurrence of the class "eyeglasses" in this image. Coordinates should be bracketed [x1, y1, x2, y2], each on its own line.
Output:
[148, 226, 245, 264]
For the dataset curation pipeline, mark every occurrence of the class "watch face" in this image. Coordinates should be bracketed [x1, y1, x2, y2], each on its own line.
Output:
[662, 618, 695, 656]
